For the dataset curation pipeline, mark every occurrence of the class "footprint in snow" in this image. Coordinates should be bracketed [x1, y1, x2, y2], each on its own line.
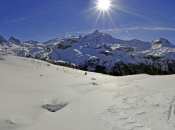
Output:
[92, 82, 98, 85]
[6, 117, 15, 125]
[98, 106, 149, 130]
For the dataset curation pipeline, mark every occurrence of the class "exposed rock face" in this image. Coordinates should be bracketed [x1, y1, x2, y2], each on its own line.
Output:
[115, 46, 134, 53]
[58, 42, 72, 50]
[99, 51, 114, 56]
[57, 38, 78, 50]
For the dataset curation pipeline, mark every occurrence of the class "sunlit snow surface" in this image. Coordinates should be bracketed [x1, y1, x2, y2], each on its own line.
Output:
[0, 56, 175, 130]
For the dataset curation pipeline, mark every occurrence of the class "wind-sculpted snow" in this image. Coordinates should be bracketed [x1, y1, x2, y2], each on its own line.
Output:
[1, 30, 175, 75]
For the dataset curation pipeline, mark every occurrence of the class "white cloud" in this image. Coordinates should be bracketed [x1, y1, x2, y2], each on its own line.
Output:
[99, 26, 175, 33]
[143, 27, 175, 31]
[100, 27, 141, 32]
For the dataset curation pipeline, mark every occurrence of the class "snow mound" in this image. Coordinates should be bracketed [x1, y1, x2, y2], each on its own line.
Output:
[42, 102, 67, 112]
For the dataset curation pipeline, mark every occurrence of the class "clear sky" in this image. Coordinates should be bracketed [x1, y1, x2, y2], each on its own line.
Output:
[1, 0, 175, 43]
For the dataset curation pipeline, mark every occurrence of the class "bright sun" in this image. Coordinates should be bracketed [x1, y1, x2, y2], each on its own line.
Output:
[97, 0, 111, 11]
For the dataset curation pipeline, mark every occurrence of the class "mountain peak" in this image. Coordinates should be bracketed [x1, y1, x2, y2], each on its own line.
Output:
[93, 30, 100, 33]
[91, 30, 103, 36]
[8, 36, 21, 44]
[24, 40, 39, 44]
[0, 35, 7, 43]
[152, 38, 171, 44]
[80, 30, 119, 45]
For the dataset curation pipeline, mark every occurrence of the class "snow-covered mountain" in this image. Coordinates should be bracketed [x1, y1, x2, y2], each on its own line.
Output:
[1, 30, 175, 75]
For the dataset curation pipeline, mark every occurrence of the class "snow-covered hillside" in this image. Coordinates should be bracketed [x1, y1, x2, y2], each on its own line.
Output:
[1, 55, 175, 130]
[1, 30, 175, 75]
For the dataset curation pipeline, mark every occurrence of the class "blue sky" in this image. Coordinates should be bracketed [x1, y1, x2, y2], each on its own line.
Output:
[1, 0, 175, 43]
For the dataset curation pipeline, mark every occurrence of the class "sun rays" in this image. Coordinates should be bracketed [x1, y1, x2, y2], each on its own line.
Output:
[82, 0, 151, 30]
[93, 0, 116, 28]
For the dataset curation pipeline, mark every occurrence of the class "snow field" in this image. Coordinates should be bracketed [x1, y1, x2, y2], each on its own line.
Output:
[0, 56, 175, 130]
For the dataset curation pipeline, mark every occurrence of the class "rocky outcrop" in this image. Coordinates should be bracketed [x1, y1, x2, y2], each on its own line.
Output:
[99, 50, 114, 56]
[58, 42, 72, 50]
[57, 38, 78, 50]
[115, 46, 134, 53]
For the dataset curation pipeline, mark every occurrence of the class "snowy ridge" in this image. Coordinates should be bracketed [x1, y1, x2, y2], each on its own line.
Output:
[1, 30, 175, 75]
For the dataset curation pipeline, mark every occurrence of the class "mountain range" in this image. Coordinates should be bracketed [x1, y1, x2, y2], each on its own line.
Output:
[1, 30, 175, 76]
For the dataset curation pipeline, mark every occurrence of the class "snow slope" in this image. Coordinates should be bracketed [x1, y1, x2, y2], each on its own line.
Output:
[1, 55, 175, 130]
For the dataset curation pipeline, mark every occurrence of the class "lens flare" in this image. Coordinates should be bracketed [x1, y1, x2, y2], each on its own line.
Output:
[97, 0, 111, 11]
